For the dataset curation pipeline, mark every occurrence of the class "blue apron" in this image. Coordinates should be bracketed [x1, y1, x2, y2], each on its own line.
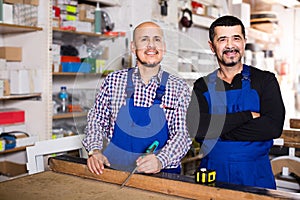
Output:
[103, 69, 180, 174]
[200, 65, 276, 189]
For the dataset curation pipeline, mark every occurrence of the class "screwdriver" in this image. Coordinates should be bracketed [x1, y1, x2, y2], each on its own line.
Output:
[120, 140, 159, 188]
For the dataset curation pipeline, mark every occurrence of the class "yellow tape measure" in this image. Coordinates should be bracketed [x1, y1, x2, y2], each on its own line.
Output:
[195, 168, 216, 184]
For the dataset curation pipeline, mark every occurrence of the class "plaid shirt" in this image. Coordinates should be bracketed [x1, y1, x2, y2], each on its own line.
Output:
[82, 67, 192, 169]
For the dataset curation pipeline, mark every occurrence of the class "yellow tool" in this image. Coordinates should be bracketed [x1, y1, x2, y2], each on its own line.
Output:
[195, 168, 216, 184]
[120, 140, 159, 188]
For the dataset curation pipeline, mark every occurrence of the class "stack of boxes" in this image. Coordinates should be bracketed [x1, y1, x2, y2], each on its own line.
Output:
[0, 46, 22, 96]
[2, 0, 39, 26]
[52, 0, 94, 33]
[1, 0, 40, 96]
[51, 1, 108, 74]
[52, 42, 108, 74]
[0, 46, 42, 95]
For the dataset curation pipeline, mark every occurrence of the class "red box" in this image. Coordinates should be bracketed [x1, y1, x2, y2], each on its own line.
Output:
[61, 56, 81, 63]
[0, 109, 25, 125]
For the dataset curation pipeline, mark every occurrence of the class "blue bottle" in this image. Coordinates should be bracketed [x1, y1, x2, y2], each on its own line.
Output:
[58, 86, 68, 113]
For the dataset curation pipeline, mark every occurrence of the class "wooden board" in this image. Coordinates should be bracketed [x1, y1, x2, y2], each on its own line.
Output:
[0, 171, 184, 200]
[46, 155, 297, 200]
[281, 129, 300, 148]
[290, 119, 300, 129]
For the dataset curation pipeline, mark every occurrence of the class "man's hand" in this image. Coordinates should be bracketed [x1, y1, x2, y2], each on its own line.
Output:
[87, 150, 110, 175]
[136, 154, 162, 174]
[251, 112, 260, 119]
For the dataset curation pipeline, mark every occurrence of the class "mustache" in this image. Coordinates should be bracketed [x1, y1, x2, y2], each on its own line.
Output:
[136, 54, 161, 68]
[223, 48, 239, 54]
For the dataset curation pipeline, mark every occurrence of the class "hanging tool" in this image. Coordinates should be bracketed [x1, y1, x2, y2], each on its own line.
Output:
[120, 140, 159, 188]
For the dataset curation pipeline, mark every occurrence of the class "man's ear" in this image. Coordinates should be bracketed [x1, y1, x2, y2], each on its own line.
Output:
[130, 41, 136, 55]
[162, 42, 166, 55]
[208, 41, 215, 54]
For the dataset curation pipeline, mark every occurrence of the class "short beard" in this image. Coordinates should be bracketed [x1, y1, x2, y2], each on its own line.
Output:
[136, 54, 161, 68]
[224, 60, 238, 67]
[220, 48, 241, 67]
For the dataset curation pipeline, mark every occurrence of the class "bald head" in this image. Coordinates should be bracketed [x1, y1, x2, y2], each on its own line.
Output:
[133, 22, 164, 41]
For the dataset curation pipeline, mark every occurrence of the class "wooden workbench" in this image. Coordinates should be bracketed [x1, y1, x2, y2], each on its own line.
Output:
[0, 155, 298, 200]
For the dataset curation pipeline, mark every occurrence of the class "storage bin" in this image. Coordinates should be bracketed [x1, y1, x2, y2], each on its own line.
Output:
[61, 62, 91, 73]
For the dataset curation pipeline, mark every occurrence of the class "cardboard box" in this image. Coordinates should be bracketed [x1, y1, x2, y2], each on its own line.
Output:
[0, 108, 25, 125]
[13, 4, 38, 26]
[4, 79, 10, 95]
[4, 0, 23, 4]
[78, 4, 95, 23]
[0, 161, 27, 177]
[0, 79, 10, 96]
[52, 17, 61, 28]
[0, 47, 22, 62]
[23, 0, 39, 6]
[10, 69, 30, 94]
[3, 3, 13, 24]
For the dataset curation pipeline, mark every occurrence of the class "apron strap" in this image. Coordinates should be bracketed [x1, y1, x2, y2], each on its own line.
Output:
[239, 64, 251, 110]
[207, 69, 226, 114]
[154, 71, 169, 103]
[126, 68, 134, 98]
[241, 64, 250, 81]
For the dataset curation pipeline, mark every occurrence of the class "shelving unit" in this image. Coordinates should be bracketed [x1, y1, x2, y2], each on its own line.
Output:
[0, 23, 44, 102]
[51, 1, 124, 137]
[0, 1, 52, 181]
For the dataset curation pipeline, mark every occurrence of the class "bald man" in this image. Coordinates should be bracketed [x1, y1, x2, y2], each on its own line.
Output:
[83, 22, 192, 175]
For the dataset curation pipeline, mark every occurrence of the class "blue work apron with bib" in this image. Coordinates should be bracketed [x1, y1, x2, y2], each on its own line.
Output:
[199, 65, 275, 189]
[103, 68, 180, 174]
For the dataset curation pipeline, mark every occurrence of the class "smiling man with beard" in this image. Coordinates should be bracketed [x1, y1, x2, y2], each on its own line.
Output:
[83, 21, 192, 176]
[188, 15, 285, 189]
